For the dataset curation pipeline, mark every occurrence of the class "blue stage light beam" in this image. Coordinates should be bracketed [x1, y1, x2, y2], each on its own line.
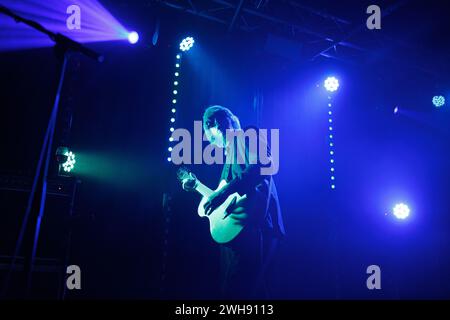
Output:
[0, 0, 133, 52]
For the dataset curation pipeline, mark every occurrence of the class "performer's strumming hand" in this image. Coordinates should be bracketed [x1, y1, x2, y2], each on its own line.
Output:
[204, 189, 228, 215]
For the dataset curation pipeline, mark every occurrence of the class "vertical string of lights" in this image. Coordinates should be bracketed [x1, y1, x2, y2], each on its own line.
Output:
[160, 36, 195, 295]
[324, 76, 340, 190]
[324, 76, 340, 298]
[167, 52, 181, 162]
[167, 37, 195, 163]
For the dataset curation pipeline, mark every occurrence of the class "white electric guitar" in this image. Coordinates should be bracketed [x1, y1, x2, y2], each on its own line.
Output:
[177, 167, 248, 244]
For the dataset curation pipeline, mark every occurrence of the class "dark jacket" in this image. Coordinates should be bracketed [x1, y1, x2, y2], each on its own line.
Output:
[220, 129, 285, 238]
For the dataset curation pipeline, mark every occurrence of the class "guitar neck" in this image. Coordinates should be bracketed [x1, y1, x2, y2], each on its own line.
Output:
[194, 180, 213, 198]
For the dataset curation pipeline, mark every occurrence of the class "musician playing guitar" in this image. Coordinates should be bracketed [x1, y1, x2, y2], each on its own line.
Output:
[182, 105, 285, 299]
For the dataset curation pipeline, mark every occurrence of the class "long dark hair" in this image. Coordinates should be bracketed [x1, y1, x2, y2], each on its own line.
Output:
[202, 105, 241, 133]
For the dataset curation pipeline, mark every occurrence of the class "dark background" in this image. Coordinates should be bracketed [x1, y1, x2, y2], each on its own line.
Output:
[0, 0, 450, 299]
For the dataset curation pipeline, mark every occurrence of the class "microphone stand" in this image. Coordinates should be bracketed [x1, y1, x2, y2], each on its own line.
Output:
[0, 5, 103, 298]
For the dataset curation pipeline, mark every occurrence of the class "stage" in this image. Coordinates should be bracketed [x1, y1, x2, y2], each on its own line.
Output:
[0, 0, 449, 302]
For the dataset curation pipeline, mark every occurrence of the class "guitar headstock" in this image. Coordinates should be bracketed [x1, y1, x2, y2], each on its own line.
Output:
[177, 166, 191, 182]
[177, 167, 197, 191]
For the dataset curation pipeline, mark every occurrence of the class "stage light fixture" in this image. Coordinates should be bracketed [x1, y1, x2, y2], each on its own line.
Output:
[324, 77, 340, 92]
[393, 203, 410, 220]
[180, 37, 195, 52]
[432, 96, 445, 108]
[128, 31, 139, 44]
[56, 147, 76, 176]
[0, 0, 130, 51]
[63, 151, 76, 172]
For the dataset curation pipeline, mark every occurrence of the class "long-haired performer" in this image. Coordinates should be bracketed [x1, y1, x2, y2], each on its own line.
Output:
[186, 105, 285, 299]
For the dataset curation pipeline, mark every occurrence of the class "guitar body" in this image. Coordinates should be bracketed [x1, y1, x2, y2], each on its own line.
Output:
[197, 180, 248, 244]
[177, 168, 249, 244]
